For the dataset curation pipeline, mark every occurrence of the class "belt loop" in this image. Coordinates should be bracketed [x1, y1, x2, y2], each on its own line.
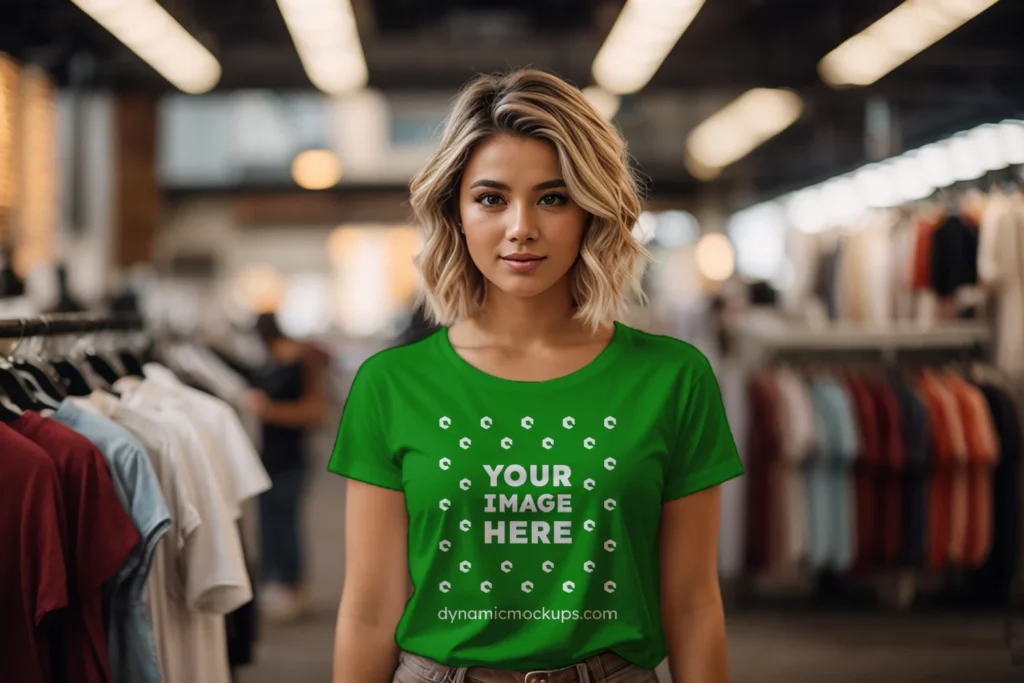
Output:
[588, 653, 606, 681]
[449, 666, 468, 683]
[575, 662, 591, 683]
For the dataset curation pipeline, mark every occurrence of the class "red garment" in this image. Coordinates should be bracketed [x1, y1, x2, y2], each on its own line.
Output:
[10, 412, 139, 683]
[915, 375, 952, 570]
[744, 372, 781, 574]
[910, 214, 942, 291]
[869, 379, 906, 568]
[845, 375, 880, 572]
[0, 424, 68, 683]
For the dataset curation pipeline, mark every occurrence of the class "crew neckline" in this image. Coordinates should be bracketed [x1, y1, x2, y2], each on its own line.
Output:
[436, 320, 628, 392]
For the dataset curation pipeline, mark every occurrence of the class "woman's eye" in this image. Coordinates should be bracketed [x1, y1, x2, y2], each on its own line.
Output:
[476, 194, 504, 206]
[539, 193, 568, 206]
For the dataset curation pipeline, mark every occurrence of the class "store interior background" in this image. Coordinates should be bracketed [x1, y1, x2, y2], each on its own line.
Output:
[3, 0, 1024, 681]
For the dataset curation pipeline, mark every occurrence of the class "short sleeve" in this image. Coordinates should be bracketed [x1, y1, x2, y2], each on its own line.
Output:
[663, 352, 744, 502]
[327, 362, 403, 491]
[26, 458, 69, 623]
[76, 443, 141, 590]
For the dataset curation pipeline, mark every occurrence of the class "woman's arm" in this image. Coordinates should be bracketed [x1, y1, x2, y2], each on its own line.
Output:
[660, 485, 730, 683]
[333, 479, 410, 683]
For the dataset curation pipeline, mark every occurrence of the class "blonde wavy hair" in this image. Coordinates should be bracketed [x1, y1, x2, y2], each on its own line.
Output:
[409, 69, 650, 331]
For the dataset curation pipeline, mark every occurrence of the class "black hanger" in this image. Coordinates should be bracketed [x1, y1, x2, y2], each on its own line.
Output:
[0, 360, 45, 411]
[0, 389, 21, 421]
[85, 352, 122, 385]
[117, 349, 145, 378]
[11, 366, 61, 409]
[32, 318, 94, 397]
[13, 358, 67, 403]
[50, 359, 95, 397]
[12, 319, 67, 403]
[0, 322, 47, 411]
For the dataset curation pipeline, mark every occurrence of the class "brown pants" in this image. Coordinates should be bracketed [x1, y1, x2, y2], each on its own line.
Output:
[392, 650, 659, 683]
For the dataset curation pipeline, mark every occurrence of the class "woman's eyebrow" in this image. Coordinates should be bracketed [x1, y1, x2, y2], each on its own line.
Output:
[469, 179, 509, 190]
[467, 179, 566, 191]
[533, 179, 566, 191]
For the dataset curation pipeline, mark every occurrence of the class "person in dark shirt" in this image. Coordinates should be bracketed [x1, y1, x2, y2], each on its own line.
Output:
[243, 312, 328, 623]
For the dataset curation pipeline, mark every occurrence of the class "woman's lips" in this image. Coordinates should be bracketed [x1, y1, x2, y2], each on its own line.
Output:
[500, 256, 545, 272]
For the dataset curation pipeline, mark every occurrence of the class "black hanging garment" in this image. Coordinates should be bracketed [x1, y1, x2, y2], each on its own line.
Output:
[890, 375, 931, 570]
[227, 522, 259, 669]
[968, 385, 1022, 602]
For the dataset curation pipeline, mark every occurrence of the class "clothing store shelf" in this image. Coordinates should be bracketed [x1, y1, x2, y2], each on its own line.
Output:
[734, 312, 991, 353]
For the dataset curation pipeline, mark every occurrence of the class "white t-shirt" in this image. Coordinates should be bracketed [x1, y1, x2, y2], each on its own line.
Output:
[141, 363, 271, 504]
[79, 390, 251, 683]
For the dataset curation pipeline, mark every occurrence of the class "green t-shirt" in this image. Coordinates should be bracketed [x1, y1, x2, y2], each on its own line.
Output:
[327, 321, 743, 670]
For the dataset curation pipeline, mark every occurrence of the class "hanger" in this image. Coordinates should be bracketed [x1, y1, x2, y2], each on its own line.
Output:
[85, 353, 121, 385]
[86, 323, 128, 385]
[0, 321, 51, 411]
[0, 388, 21, 421]
[28, 317, 91, 398]
[14, 359, 66, 402]
[118, 349, 145, 378]
[113, 326, 146, 378]
[50, 358, 95, 397]
[11, 320, 67, 405]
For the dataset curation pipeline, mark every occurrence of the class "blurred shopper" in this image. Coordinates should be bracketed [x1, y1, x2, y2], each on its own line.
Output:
[244, 312, 328, 623]
[329, 70, 742, 683]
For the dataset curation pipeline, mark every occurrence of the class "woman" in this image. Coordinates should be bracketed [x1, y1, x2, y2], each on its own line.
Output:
[245, 312, 328, 623]
[328, 70, 743, 683]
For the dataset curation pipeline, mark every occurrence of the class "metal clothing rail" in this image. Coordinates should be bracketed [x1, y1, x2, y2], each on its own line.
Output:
[0, 313, 144, 339]
[733, 310, 992, 364]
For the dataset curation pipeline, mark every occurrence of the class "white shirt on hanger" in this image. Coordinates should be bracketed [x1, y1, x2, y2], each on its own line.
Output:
[75, 390, 250, 683]
[139, 363, 271, 504]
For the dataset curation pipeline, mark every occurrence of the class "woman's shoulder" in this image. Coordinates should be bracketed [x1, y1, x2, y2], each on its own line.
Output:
[615, 322, 712, 372]
[352, 329, 447, 380]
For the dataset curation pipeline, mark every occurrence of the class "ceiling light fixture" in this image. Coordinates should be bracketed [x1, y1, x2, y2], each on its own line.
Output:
[292, 149, 343, 190]
[818, 0, 1001, 88]
[592, 0, 707, 95]
[276, 0, 367, 95]
[685, 88, 804, 179]
[695, 233, 735, 282]
[71, 0, 221, 94]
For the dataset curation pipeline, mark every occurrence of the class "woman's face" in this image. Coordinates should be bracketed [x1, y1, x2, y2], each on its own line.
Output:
[458, 133, 588, 302]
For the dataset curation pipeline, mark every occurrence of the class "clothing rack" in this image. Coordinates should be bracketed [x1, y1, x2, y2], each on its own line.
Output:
[0, 309, 270, 683]
[734, 311, 1023, 663]
[734, 310, 992, 365]
[0, 313, 144, 339]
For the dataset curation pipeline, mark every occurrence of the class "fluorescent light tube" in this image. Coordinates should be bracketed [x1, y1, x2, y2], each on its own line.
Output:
[592, 0, 707, 95]
[276, 0, 367, 94]
[686, 88, 803, 178]
[819, 0, 1001, 88]
[72, 0, 221, 94]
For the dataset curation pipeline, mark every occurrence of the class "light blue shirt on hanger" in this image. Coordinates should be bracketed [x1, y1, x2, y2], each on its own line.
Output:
[53, 400, 171, 683]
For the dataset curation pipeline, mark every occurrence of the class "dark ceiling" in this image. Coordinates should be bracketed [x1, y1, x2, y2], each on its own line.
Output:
[3, 0, 1024, 204]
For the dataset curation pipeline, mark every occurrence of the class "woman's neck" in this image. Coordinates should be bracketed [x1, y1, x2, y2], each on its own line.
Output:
[460, 281, 593, 347]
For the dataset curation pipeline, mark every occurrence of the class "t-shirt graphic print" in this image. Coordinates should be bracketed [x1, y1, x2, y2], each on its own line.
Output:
[328, 322, 744, 671]
[429, 411, 627, 602]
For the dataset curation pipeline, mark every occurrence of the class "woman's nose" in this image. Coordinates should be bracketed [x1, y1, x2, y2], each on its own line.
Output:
[506, 204, 538, 242]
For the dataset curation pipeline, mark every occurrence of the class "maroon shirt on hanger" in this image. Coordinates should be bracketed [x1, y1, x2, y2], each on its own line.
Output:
[870, 379, 907, 568]
[845, 375, 881, 572]
[0, 423, 68, 683]
[745, 371, 782, 574]
[9, 412, 139, 683]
